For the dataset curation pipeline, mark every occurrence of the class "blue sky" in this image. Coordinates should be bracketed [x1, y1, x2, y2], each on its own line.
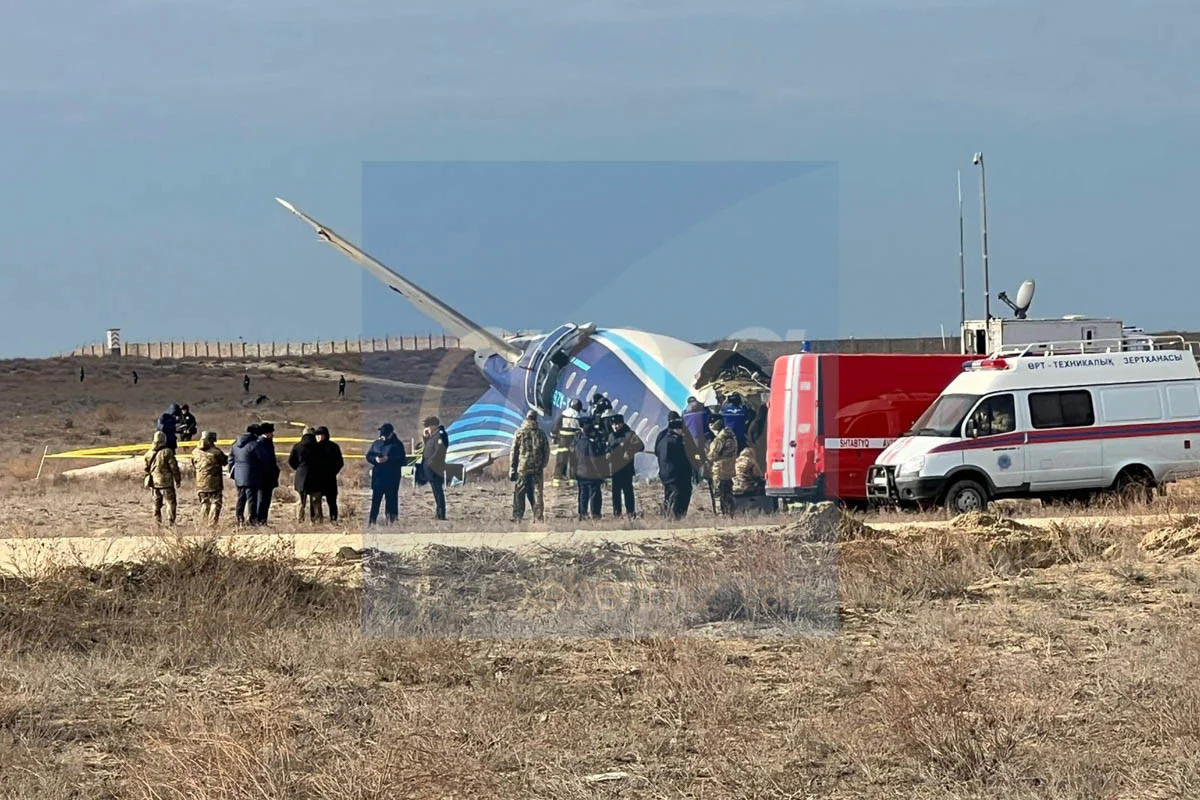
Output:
[2, 0, 1198, 357]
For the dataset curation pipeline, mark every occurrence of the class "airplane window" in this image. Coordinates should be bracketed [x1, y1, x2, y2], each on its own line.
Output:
[649, 426, 659, 441]
[636, 419, 648, 435]
[628, 411, 639, 426]
[576, 381, 587, 397]
[619, 404, 628, 416]
[565, 373, 576, 390]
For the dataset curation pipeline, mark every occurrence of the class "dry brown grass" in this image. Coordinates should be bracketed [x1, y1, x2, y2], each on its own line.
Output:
[3, 509, 1200, 797]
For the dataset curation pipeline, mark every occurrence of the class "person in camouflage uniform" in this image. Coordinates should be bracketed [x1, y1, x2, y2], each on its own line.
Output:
[706, 418, 739, 517]
[509, 410, 550, 522]
[192, 430, 228, 527]
[732, 446, 765, 498]
[144, 430, 182, 526]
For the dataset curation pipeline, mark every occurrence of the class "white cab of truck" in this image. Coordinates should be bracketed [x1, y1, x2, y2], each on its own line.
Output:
[867, 335, 1200, 514]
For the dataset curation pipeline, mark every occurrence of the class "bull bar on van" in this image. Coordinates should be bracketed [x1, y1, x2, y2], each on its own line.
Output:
[865, 333, 1200, 505]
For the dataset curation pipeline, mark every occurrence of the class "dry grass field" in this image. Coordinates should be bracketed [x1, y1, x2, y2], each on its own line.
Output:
[6, 354, 1200, 798]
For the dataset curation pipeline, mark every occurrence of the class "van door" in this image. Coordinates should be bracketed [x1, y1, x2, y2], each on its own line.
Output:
[1026, 389, 1101, 489]
[962, 393, 1026, 491]
[767, 354, 821, 493]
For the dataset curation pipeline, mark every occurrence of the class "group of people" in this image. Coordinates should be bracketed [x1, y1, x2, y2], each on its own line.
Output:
[155, 403, 198, 447]
[364, 417, 451, 526]
[544, 390, 769, 521]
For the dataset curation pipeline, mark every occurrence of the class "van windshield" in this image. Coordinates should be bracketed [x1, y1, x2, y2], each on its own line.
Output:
[904, 394, 980, 437]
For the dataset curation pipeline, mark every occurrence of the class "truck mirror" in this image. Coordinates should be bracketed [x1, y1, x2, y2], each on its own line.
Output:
[964, 419, 978, 439]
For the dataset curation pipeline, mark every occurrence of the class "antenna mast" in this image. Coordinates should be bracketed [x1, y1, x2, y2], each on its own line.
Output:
[974, 152, 991, 320]
[958, 170, 965, 330]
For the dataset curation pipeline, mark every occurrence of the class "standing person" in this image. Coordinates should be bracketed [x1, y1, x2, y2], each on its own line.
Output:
[143, 431, 182, 526]
[252, 422, 280, 524]
[551, 399, 583, 487]
[314, 426, 344, 522]
[509, 410, 550, 522]
[606, 413, 644, 518]
[683, 396, 712, 484]
[288, 427, 324, 523]
[420, 416, 449, 521]
[720, 392, 751, 451]
[366, 423, 406, 526]
[176, 404, 198, 442]
[132, 370, 139, 385]
[79, 366, 85, 383]
[706, 418, 739, 517]
[574, 419, 609, 520]
[243, 374, 251, 394]
[229, 424, 261, 525]
[157, 404, 179, 452]
[588, 393, 612, 428]
[192, 430, 228, 528]
[338, 375, 346, 398]
[655, 416, 693, 520]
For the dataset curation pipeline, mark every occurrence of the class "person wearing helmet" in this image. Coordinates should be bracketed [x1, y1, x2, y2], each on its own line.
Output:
[719, 392, 752, 451]
[551, 399, 584, 487]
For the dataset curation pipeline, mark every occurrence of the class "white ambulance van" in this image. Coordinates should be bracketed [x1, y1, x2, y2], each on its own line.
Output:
[867, 335, 1200, 514]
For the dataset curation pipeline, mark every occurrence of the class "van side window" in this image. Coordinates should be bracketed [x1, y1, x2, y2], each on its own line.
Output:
[967, 394, 1016, 436]
[1029, 390, 1095, 429]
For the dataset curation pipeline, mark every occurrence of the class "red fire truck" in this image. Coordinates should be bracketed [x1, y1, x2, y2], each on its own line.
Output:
[765, 353, 968, 504]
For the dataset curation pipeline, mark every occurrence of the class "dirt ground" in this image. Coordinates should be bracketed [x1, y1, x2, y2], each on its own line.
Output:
[8, 354, 1200, 797]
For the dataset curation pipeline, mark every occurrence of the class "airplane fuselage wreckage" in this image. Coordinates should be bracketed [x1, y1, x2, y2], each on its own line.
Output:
[274, 198, 770, 476]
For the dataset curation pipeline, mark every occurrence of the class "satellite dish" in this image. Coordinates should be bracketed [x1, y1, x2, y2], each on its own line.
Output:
[997, 279, 1036, 319]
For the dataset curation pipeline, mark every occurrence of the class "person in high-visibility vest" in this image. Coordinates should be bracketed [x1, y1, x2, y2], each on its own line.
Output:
[551, 399, 584, 487]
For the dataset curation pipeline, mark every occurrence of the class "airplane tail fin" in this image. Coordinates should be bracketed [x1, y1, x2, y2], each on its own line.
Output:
[275, 197, 522, 363]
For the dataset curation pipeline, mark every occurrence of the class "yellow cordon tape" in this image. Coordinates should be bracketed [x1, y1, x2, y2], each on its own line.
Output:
[45, 436, 376, 460]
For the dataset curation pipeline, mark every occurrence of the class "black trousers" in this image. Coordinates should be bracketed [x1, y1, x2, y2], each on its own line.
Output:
[611, 467, 635, 516]
[256, 489, 274, 523]
[325, 486, 339, 522]
[236, 486, 258, 524]
[662, 480, 692, 520]
[577, 479, 603, 518]
[429, 474, 446, 520]
[370, 485, 399, 525]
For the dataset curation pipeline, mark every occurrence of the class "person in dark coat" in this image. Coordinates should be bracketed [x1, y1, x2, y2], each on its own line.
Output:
[156, 404, 179, 452]
[606, 413, 644, 518]
[655, 417, 693, 519]
[719, 392, 754, 451]
[176, 404, 198, 442]
[366, 422, 406, 525]
[420, 416, 449, 521]
[251, 422, 280, 524]
[229, 424, 261, 525]
[315, 426, 344, 522]
[288, 427, 325, 523]
[573, 420, 610, 520]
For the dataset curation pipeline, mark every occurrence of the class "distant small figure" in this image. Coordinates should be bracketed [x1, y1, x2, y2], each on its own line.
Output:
[243, 374, 250, 394]
[79, 366, 85, 383]
[176, 404, 197, 442]
[338, 375, 346, 398]
[132, 370, 139, 385]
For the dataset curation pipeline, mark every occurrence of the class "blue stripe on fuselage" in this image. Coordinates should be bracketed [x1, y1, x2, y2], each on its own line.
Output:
[590, 330, 691, 411]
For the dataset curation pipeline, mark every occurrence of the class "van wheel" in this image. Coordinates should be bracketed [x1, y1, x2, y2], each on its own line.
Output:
[1113, 467, 1155, 507]
[943, 479, 988, 516]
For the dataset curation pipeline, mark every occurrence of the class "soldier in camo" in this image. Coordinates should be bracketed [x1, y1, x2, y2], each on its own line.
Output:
[509, 409, 551, 522]
[706, 418, 739, 516]
[192, 430, 228, 527]
[144, 430, 182, 526]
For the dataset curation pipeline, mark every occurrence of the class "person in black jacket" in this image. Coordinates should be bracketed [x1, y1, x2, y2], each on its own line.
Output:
[314, 426, 344, 521]
[288, 427, 325, 523]
[366, 422, 406, 525]
[252, 422, 280, 524]
[655, 416, 693, 519]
